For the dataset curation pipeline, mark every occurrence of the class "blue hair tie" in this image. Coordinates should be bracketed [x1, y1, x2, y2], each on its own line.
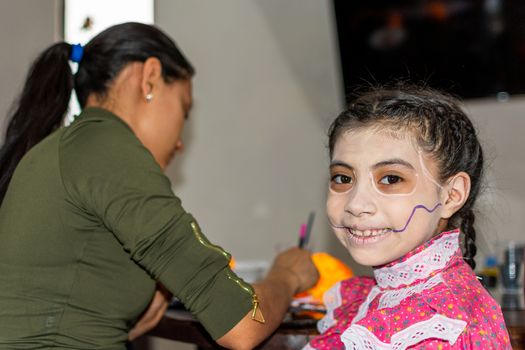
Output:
[70, 43, 84, 63]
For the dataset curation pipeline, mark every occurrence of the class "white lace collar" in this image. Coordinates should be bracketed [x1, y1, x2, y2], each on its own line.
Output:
[374, 229, 460, 289]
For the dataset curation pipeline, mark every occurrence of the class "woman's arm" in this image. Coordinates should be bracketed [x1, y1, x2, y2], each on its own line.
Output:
[216, 247, 319, 350]
[128, 284, 172, 341]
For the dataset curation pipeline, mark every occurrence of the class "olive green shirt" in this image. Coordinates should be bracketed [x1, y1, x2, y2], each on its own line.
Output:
[0, 108, 252, 349]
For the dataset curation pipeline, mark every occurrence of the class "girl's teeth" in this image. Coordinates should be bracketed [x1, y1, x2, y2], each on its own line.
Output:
[349, 228, 389, 237]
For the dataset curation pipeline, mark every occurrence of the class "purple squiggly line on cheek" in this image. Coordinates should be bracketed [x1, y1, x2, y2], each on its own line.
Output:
[390, 202, 442, 233]
[327, 203, 442, 232]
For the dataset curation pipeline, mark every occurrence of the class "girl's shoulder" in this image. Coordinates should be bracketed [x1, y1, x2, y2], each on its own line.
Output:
[418, 260, 508, 337]
[424, 258, 496, 313]
[419, 274, 511, 347]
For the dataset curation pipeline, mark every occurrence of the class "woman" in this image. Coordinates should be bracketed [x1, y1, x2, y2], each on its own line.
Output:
[0, 22, 318, 349]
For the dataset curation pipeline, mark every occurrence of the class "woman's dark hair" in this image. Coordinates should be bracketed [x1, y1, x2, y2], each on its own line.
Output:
[328, 83, 484, 269]
[0, 22, 194, 202]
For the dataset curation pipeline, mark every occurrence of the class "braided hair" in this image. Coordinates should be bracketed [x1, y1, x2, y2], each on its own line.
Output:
[328, 83, 484, 269]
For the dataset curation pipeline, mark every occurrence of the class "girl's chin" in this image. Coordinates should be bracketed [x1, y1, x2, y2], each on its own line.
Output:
[349, 249, 401, 267]
[342, 233, 403, 266]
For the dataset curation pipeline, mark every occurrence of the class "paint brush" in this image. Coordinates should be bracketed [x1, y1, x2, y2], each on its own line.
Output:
[298, 211, 315, 248]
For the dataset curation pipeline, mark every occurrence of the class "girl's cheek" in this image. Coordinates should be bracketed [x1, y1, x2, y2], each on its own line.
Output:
[326, 194, 347, 220]
[380, 197, 416, 226]
[384, 192, 439, 231]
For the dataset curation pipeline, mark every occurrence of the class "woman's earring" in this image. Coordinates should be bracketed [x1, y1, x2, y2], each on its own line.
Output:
[146, 93, 153, 102]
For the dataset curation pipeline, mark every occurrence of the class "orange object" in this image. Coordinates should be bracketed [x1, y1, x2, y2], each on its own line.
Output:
[427, 1, 448, 21]
[229, 256, 236, 270]
[296, 252, 353, 303]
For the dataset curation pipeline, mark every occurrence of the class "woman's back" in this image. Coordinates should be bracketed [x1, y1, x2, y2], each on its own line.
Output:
[0, 109, 159, 349]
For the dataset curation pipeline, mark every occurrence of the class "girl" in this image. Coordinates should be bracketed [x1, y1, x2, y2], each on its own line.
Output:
[305, 85, 511, 349]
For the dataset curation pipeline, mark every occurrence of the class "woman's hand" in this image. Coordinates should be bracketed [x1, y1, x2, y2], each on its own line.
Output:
[128, 284, 172, 341]
[216, 247, 319, 349]
[266, 247, 319, 294]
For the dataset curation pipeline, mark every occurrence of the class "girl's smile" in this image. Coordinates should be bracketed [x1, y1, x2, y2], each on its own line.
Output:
[344, 227, 392, 246]
[347, 227, 391, 237]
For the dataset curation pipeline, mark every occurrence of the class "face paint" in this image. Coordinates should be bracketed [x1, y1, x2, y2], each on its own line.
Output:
[329, 158, 419, 196]
[390, 202, 442, 233]
[326, 129, 447, 266]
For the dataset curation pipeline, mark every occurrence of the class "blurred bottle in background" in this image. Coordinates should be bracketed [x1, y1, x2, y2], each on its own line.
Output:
[479, 254, 499, 290]
[500, 241, 524, 310]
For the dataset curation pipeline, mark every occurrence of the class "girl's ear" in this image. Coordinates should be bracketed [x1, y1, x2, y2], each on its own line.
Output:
[440, 172, 471, 219]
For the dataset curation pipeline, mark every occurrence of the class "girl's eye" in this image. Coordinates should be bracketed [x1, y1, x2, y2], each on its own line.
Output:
[379, 175, 402, 185]
[332, 174, 352, 184]
[329, 166, 355, 193]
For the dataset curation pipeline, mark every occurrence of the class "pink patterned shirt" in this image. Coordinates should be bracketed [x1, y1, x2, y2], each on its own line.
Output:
[305, 229, 511, 349]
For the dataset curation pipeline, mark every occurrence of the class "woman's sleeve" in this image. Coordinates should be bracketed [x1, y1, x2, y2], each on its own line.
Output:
[59, 119, 252, 339]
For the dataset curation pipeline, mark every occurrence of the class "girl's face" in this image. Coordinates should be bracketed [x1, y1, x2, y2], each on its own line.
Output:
[326, 128, 447, 267]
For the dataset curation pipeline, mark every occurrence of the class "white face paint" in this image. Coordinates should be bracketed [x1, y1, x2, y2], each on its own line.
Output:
[326, 129, 446, 266]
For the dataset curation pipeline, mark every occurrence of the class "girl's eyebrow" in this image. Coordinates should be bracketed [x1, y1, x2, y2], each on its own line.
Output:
[372, 158, 415, 170]
[329, 160, 353, 169]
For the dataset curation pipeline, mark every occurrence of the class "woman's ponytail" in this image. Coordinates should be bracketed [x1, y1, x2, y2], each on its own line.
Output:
[461, 209, 477, 270]
[1, 23, 195, 204]
[0, 42, 74, 202]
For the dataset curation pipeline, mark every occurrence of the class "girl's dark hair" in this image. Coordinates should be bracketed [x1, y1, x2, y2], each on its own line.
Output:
[328, 83, 483, 269]
[0, 22, 194, 202]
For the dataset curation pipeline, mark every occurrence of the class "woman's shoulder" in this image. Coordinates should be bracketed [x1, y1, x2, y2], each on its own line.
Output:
[58, 108, 165, 195]
[60, 108, 157, 170]
[62, 108, 139, 149]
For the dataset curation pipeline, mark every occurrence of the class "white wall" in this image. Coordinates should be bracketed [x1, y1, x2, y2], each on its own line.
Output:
[0, 0, 60, 131]
[155, 0, 358, 273]
[464, 97, 525, 263]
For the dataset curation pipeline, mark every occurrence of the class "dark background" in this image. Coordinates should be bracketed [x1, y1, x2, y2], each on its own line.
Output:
[333, 0, 525, 101]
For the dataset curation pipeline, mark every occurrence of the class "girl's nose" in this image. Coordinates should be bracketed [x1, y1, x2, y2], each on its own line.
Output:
[344, 181, 376, 217]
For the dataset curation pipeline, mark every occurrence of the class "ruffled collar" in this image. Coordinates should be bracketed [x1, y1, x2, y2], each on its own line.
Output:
[373, 229, 461, 289]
